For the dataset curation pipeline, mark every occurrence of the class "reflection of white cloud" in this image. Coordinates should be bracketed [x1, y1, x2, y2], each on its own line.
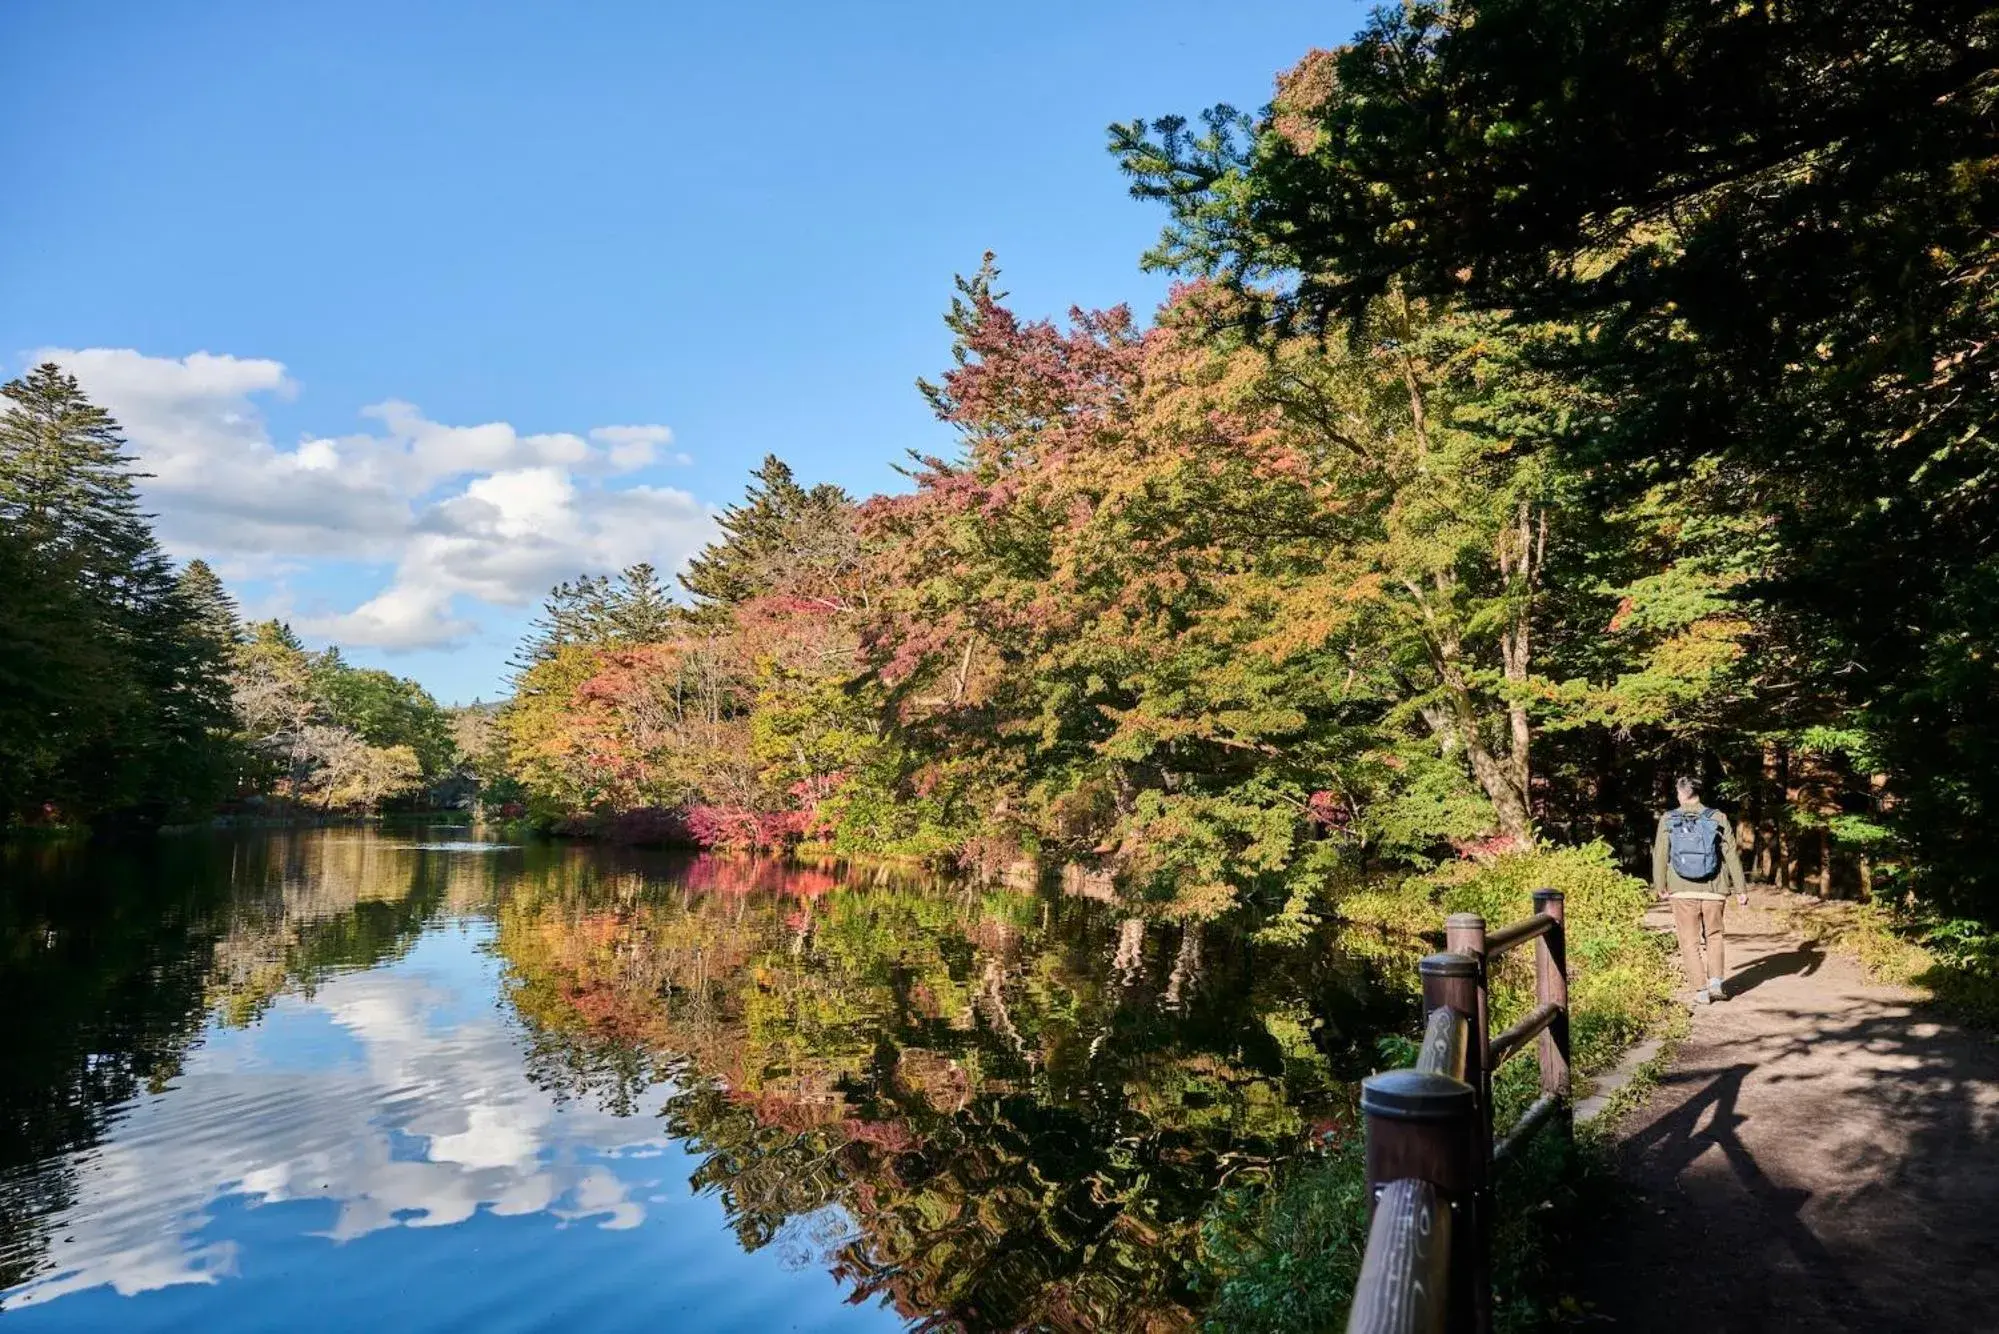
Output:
[2, 947, 662, 1311]
[429, 1103, 542, 1173]
[774, 1206, 864, 1273]
[10, 1237, 241, 1308]
[555, 1168, 645, 1231]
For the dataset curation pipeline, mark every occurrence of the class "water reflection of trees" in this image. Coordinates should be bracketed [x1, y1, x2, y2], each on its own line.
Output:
[495, 860, 1409, 1332]
[0, 833, 492, 1293]
[1, 837, 1415, 1329]
[199, 831, 501, 1023]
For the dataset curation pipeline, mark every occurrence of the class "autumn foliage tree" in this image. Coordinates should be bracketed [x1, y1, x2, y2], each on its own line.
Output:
[500, 257, 1649, 917]
[858, 257, 1605, 911]
[1114, 0, 1999, 913]
[501, 465, 887, 848]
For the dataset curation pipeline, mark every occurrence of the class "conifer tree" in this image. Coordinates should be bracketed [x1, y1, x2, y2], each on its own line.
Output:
[0, 364, 154, 587]
[176, 559, 241, 656]
[511, 574, 617, 676]
[608, 562, 675, 642]
[0, 368, 237, 820]
[679, 456, 853, 615]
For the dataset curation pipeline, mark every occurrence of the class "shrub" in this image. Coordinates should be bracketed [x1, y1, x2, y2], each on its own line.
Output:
[1199, 843, 1677, 1331]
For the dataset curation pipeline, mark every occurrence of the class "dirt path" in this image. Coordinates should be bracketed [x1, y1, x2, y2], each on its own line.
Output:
[1578, 888, 1999, 1331]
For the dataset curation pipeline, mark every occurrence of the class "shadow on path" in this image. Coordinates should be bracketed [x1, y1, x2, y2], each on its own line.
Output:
[1577, 892, 1999, 1332]
[1721, 942, 1823, 997]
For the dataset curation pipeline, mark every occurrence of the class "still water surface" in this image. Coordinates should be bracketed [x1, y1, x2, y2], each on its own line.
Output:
[0, 830, 1406, 1331]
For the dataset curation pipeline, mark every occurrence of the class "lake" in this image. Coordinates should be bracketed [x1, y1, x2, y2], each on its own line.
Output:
[0, 829, 1410, 1331]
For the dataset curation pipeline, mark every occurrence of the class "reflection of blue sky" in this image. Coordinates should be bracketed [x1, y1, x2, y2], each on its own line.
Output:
[3, 925, 905, 1332]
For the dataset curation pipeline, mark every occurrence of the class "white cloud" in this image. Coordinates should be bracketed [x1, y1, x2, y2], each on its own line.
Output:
[32, 349, 717, 650]
[299, 582, 476, 653]
[589, 423, 687, 471]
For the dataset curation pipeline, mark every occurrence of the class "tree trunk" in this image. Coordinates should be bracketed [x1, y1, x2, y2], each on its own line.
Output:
[1420, 642, 1533, 841]
[1593, 726, 1618, 845]
[1419, 699, 1534, 842]
[1500, 501, 1542, 817]
[1752, 742, 1775, 881]
[1113, 917, 1146, 988]
[1773, 741, 1792, 890]
[1471, 738, 1535, 843]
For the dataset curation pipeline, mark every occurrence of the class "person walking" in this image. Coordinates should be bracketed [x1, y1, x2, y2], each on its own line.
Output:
[1654, 777, 1747, 1003]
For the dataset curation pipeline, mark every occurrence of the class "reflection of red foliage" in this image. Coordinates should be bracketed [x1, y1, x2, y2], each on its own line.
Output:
[840, 1119, 921, 1154]
[729, 1088, 846, 1131]
[679, 854, 840, 899]
[558, 972, 654, 1044]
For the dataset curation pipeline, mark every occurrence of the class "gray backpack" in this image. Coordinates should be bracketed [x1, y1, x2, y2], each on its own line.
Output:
[1667, 808, 1722, 881]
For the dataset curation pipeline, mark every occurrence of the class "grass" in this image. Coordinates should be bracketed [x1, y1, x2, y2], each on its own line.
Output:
[1780, 895, 1999, 1027]
[1196, 842, 1680, 1332]
[1574, 1002, 1689, 1144]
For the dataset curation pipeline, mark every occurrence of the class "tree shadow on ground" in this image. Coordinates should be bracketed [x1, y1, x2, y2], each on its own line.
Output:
[1577, 1004, 1999, 1332]
[1721, 942, 1824, 997]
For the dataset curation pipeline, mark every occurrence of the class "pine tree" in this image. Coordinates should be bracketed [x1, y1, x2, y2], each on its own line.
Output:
[0, 364, 155, 588]
[608, 562, 675, 642]
[0, 523, 106, 814]
[679, 456, 853, 615]
[176, 559, 241, 656]
[916, 252, 1006, 424]
[123, 554, 239, 814]
[510, 574, 618, 677]
[0, 368, 239, 821]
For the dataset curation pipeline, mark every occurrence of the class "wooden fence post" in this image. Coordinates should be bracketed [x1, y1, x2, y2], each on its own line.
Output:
[1531, 889, 1571, 1135]
[1360, 1067, 1479, 1332]
[1420, 951, 1488, 1333]
[1420, 952, 1480, 1069]
[1443, 914, 1489, 1137]
[1442, 913, 1493, 1334]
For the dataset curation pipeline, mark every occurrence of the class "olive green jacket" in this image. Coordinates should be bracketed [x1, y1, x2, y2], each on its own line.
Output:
[1652, 803, 1746, 899]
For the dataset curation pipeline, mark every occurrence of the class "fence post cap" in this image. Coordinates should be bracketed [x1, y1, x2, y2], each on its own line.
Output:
[1444, 911, 1487, 930]
[1419, 951, 1479, 979]
[1360, 1068, 1475, 1122]
[1531, 887, 1564, 903]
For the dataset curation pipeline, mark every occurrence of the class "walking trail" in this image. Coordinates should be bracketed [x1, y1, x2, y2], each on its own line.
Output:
[1578, 887, 1999, 1331]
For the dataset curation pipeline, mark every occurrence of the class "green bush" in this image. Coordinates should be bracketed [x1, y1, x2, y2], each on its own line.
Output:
[1198, 1133, 1369, 1334]
[1199, 844, 1677, 1331]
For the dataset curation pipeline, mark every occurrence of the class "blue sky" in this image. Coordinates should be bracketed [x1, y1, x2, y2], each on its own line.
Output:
[2, 0, 1365, 703]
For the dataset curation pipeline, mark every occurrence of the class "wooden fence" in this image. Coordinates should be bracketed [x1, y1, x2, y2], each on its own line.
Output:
[1346, 890, 1571, 1334]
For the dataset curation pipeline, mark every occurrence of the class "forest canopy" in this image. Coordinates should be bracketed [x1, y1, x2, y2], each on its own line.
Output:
[7, 0, 1993, 927]
[483, 2, 1998, 924]
[0, 365, 461, 825]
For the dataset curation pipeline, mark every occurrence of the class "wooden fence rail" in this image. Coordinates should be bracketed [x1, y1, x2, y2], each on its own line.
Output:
[1347, 890, 1571, 1334]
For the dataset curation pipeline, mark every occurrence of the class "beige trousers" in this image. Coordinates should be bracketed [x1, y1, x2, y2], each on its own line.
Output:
[1670, 896, 1727, 987]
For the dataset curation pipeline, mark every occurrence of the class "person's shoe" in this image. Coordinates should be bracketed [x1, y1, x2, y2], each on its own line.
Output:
[1692, 990, 1710, 1006]
[1707, 977, 1728, 1002]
